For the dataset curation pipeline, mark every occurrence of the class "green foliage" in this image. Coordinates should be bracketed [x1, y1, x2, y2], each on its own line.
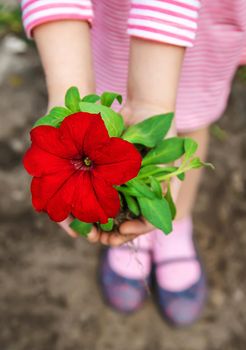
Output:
[34, 107, 71, 127]
[81, 94, 101, 103]
[184, 138, 198, 160]
[137, 196, 172, 234]
[122, 113, 173, 147]
[123, 194, 140, 216]
[116, 185, 140, 197]
[0, 5, 23, 37]
[236, 66, 246, 83]
[126, 178, 157, 200]
[189, 157, 214, 170]
[142, 137, 185, 166]
[177, 172, 185, 181]
[70, 219, 92, 237]
[211, 124, 228, 141]
[165, 183, 176, 219]
[79, 101, 124, 137]
[101, 92, 122, 107]
[65, 86, 80, 112]
[100, 218, 114, 231]
[149, 176, 162, 199]
[138, 165, 177, 179]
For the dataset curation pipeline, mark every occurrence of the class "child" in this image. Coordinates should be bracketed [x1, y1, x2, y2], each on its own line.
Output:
[21, 0, 246, 326]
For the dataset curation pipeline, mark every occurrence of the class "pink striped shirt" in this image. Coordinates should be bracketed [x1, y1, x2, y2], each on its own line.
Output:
[21, 0, 201, 47]
[20, 0, 246, 132]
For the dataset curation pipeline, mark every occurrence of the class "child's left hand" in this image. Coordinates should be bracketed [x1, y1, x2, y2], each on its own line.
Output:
[84, 102, 178, 246]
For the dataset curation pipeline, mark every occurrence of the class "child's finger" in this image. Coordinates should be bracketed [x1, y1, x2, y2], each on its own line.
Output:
[87, 227, 101, 243]
[108, 232, 138, 247]
[100, 230, 137, 246]
[119, 218, 154, 236]
[100, 232, 110, 245]
[58, 216, 78, 238]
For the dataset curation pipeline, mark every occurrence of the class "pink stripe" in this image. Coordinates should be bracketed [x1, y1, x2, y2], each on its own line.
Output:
[128, 23, 194, 43]
[23, 3, 91, 20]
[130, 13, 196, 32]
[25, 13, 92, 35]
[149, 0, 200, 12]
[131, 3, 199, 21]
[22, 0, 89, 11]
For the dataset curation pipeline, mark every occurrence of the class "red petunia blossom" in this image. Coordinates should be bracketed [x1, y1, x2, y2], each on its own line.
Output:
[23, 112, 142, 223]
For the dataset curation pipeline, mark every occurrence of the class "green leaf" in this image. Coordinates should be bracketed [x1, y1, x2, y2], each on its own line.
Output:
[65, 86, 81, 112]
[34, 114, 57, 128]
[123, 194, 140, 216]
[116, 185, 140, 197]
[100, 218, 114, 231]
[177, 172, 185, 181]
[211, 124, 228, 141]
[33, 107, 71, 128]
[138, 165, 160, 178]
[137, 196, 172, 234]
[100, 92, 122, 107]
[79, 101, 124, 137]
[127, 178, 157, 199]
[69, 219, 92, 237]
[149, 176, 162, 199]
[50, 106, 72, 118]
[81, 94, 101, 103]
[138, 165, 177, 179]
[184, 138, 198, 160]
[189, 157, 215, 170]
[122, 113, 174, 147]
[165, 183, 176, 219]
[142, 137, 185, 166]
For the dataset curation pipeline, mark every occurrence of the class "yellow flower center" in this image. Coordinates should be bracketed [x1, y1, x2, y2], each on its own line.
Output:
[83, 157, 92, 167]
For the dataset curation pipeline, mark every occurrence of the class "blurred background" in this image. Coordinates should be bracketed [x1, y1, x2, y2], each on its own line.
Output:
[0, 1, 246, 350]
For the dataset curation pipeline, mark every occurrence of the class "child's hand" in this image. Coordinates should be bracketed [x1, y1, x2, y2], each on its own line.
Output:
[57, 102, 178, 245]
[58, 215, 145, 245]
[93, 102, 179, 246]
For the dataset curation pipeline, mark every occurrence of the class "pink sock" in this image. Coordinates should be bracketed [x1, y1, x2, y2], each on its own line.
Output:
[153, 216, 201, 292]
[108, 233, 152, 279]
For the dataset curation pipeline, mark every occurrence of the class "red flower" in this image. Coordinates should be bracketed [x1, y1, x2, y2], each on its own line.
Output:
[23, 112, 141, 223]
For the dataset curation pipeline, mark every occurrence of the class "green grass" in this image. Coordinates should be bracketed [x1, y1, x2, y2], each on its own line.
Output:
[236, 66, 246, 83]
[0, 5, 23, 38]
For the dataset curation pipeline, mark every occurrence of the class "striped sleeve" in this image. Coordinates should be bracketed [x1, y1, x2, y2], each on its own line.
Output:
[20, 0, 94, 38]
[127, 0, 201, 47]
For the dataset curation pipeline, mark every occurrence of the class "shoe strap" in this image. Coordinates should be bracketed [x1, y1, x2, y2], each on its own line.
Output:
[155, 256, 198, 267]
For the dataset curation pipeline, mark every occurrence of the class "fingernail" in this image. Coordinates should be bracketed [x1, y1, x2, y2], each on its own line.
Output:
[87, 229, 97, 239]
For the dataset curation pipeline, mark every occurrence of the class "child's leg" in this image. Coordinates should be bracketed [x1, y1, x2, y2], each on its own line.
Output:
[155, 0, 246, 294]
[152, 127, 209, 328]
[154, 126, 209, 291]
[176, 127, 210, 220]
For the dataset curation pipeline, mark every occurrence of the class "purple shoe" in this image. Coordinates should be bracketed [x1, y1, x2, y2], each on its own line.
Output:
[99, 245, 151, 314]
[154, 257, 207, 327]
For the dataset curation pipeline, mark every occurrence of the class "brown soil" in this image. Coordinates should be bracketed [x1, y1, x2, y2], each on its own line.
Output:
[0, 40, 246, 350]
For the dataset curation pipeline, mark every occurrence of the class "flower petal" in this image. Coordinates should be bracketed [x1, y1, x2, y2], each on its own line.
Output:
[30, 167, 76, 214]
[91, 174, 121, 218]
[71, 171, 109, 224]
[93, 138, 142, 185]
[59, 112, 110, 156]
[30, 126, 78, 158]
[23, 145, 72, 177]
[31, 169, 120, 223]
[46, 173, 79, 222]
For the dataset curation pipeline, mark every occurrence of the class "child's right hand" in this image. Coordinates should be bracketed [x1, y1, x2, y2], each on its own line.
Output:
[46, 99, 116, 242]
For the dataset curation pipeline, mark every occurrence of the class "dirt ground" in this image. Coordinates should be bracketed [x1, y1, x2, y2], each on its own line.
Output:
[0, 34, 246, 350]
